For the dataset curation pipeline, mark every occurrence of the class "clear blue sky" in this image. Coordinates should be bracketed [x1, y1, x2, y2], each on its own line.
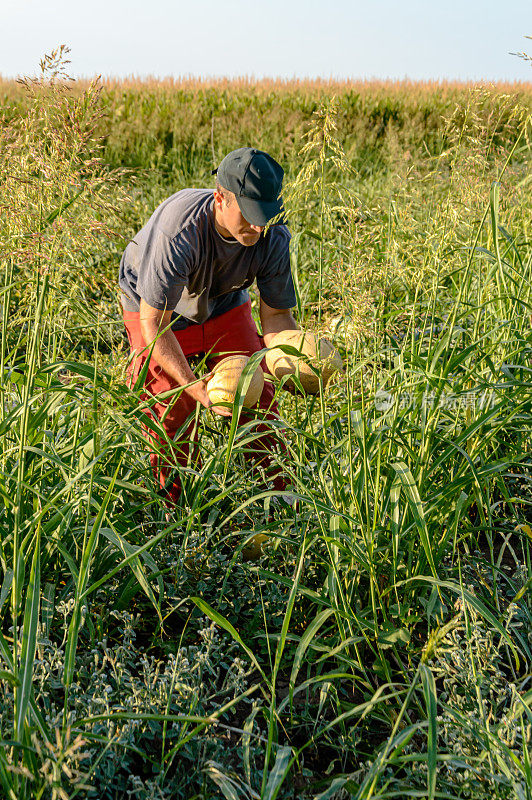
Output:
[1, 0, 530, 82]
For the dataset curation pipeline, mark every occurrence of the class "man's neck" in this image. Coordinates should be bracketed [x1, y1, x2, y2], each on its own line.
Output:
[212, 200, 235, 241]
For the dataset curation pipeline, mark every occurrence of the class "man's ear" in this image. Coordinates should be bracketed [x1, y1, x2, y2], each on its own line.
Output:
[213, 188, 224, 210]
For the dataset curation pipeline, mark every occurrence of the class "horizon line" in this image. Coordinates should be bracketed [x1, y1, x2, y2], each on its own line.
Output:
[1, 73, 531, 88]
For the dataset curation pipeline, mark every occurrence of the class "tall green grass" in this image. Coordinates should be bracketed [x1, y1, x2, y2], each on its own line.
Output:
[0, 49, 531, 799]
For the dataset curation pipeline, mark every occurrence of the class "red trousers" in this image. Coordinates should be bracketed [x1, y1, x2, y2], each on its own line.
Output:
[122, 299, 284, 503]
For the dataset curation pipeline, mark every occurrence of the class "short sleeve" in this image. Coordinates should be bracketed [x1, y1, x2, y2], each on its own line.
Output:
[256, 228, 296, 310]
[136, 228, 194, 311]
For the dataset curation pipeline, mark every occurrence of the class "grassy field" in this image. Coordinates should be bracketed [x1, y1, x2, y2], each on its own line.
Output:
[1, 48, 531, 799]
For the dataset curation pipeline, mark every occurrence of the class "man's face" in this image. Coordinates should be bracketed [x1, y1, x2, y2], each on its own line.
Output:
[213, 188, 265, 246]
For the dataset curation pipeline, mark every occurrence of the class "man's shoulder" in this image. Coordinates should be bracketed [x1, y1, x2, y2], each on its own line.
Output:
[262, 223, 291, 254]
[269, 223, 291, 239]
[149, 188, 213, 241]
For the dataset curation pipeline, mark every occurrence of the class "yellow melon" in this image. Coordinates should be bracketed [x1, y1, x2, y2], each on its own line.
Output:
[206, 355, 264, 408]
[265, 330, 342, 393]
[242, 533, 269, 562]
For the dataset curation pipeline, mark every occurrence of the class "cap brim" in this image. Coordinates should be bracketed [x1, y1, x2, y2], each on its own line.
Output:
[236, 195, 286, 227]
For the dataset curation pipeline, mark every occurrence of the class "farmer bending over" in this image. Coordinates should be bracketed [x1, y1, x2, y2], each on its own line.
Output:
[119, 147, 299, 503]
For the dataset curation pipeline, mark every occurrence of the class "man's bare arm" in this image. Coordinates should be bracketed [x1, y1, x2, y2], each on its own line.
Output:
[139, 299, 231, 416]
[259, 297, 299, 347]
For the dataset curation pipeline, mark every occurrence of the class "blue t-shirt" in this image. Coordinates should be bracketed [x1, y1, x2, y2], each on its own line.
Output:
[119, 189, 296, 330]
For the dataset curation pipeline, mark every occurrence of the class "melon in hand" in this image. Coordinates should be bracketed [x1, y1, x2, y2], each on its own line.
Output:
[265, 330, 342, 394]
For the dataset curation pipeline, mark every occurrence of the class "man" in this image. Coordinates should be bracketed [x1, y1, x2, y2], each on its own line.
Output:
[119, 147, 299, 503]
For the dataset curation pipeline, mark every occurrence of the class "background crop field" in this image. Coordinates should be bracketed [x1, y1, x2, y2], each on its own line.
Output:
[0, 48, 531, 800]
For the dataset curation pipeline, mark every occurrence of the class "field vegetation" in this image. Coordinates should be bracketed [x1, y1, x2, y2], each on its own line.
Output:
[0, 47, 531, 799]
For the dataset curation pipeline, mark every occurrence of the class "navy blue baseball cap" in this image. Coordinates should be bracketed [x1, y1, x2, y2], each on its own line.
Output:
[212, 147, 285, 226]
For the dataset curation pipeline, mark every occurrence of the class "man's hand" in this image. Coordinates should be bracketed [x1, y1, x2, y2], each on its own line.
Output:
[260, 297, 299, 346]
[139, 299, 232, 417]
[192, 380, 233, 418]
